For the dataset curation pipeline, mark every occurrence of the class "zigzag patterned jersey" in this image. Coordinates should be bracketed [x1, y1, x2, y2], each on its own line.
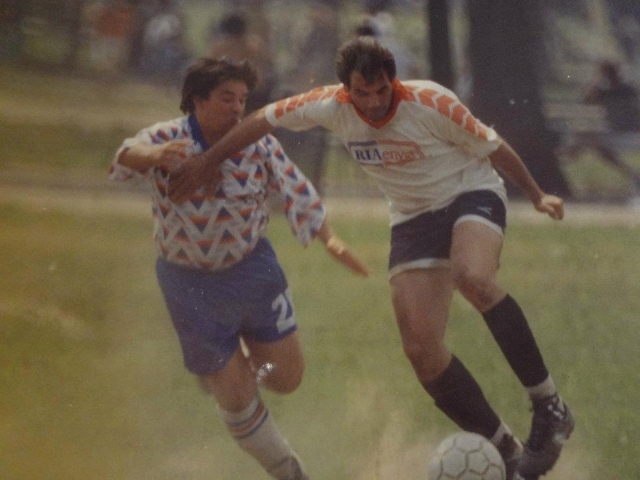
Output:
[109, 115, 325, 271]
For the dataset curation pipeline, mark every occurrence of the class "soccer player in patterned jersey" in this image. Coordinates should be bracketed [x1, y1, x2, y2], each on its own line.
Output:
[110, 57, 369, 480]
[167, 38, 576, 480]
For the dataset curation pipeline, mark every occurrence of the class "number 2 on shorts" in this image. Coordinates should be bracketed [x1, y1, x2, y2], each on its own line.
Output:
[271, 288, 295, 333]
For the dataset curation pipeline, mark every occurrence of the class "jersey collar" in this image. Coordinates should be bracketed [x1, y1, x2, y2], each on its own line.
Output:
[188, 114, 210, 150]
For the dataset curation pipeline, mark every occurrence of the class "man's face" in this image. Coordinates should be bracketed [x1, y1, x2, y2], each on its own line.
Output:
[193, 79, 248, 137]
[346, 70, 394, 122]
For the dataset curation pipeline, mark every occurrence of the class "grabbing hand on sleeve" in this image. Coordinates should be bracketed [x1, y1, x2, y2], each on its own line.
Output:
[168, 152, 222, 203]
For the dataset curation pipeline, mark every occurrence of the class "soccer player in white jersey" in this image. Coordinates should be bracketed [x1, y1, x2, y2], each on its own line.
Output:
[110, 57, 369, 480]
[167, 39, 574, 479]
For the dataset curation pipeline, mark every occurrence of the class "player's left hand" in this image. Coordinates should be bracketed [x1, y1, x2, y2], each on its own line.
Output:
[325, 236, 370, 277]
[535, 194, 564, 220]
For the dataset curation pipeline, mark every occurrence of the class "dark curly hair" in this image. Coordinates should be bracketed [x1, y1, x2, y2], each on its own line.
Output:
[335, 37, 396, 87]
[180, 57, 259, 114]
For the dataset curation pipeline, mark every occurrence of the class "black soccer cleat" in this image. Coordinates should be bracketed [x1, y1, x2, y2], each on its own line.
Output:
[495, 433, 523, 480]
[517, 394, 575, 477]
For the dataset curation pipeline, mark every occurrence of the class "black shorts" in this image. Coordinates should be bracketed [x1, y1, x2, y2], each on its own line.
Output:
[388, 190, 506, 277]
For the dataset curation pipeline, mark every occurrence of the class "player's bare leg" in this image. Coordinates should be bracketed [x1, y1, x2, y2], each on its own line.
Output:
[199, 334, 308, 480]
[449, 220, 505, 311]
[451, 220, 574, 477]
[390, 267, 521, 478]
[390, 267, 454, 385]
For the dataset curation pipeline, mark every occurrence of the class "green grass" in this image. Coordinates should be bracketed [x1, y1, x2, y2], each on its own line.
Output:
[0, 198, 639, 479]
[562, 150, 640, 199]
[1, 121, 128, 170]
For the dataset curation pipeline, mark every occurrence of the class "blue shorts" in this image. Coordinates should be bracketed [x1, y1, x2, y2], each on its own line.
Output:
[388, 190, 506, 277]
[156, 238, 296, 375]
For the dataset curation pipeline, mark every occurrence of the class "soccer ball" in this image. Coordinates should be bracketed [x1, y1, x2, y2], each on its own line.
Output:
[428, 432, 506, 480]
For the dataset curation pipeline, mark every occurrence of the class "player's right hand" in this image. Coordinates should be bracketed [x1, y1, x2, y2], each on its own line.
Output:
[156, 139, 193, 171]
[535, 194, 564, 220]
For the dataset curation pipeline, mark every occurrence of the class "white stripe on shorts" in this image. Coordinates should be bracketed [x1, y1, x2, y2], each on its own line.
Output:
[388, 257, 450, 278]
[454, 214, 504, 236]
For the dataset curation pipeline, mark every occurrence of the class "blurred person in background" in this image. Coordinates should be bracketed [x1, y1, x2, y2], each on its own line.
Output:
[138, 0, 189, 83]
[109, 57, 368, 480]
[273, 0, 340, 192]
[208, 10, 277, 114]
[86, 0, 134, 73]
[355, 0, 421, 80]
[559, 60, 640, 198]
[584, 61, 640, 131]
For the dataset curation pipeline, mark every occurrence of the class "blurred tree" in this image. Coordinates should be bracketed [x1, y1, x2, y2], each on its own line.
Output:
[466, 0, 572, 197]
[0, 0, 24, 61]
[63, 0, 86, 70]
[426, 0, 454, 89]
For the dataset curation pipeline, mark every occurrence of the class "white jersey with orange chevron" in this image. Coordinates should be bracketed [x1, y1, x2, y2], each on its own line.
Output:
[264, 79, 507, 225]
[109, 115, 325, 270]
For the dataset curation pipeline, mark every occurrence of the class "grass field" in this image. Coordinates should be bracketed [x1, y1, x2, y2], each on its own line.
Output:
[0, 187, 639, 479]
[1, 63, 639, 479]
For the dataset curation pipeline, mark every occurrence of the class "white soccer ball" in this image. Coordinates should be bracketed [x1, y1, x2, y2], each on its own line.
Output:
[428, 432, 506, 480]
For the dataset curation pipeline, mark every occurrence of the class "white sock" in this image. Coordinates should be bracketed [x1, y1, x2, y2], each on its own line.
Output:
[490, 421, 514, 447]
[525, 375, 557, 401]
[221, 395, 306, 479]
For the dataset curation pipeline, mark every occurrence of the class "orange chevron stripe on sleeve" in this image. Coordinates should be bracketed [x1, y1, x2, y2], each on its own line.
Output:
[414, 87, 488, 140]
[273, 98, 288, 119]
[436, 95, 456, 115]
[451, 104, 467, 126]
[273, 86, 342, 118]
[417, 89, 437, 109]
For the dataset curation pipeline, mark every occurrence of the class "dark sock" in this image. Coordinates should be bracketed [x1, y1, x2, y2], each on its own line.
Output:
[422, 355, 500, 439]
[483, 294, 549, 387]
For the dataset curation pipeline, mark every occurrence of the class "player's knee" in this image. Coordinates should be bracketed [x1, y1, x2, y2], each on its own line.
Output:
[452, 265, 496, 309]
[259, 361, 304, 394]
[401, 337, 421, 362]
[273, 370, 303, 394]
[402, 338, 449, 382]
[402, 337, 439, 366]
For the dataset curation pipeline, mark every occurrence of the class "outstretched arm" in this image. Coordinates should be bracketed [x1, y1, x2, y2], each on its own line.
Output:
[168, 109, 275, 202]
[316, 220, 370, 277]
[488, 140, 564, 220]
